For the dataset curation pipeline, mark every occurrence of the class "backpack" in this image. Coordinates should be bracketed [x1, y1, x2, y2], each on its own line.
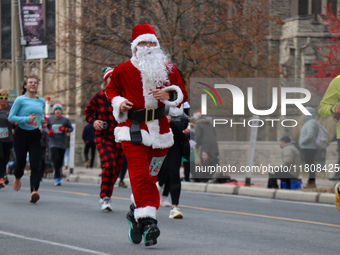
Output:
[315, 124, 329, 150]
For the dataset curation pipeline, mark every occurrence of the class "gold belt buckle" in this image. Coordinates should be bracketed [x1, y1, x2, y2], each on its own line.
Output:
[145, 108, 155, 123]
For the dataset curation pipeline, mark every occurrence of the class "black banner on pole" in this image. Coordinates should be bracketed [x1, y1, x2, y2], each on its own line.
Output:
[21, 3, 48, 59]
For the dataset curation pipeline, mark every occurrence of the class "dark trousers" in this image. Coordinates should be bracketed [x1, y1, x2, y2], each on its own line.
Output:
[50, 147, 65, 179]
[183, 161, 190, 182]
[0, 141, 12, 179]
[84, 141, 96, 168]
[302, 149, 317, 181]
[119, 156, 128, 180]
[39, 146, 46, 180]
[14, 127, 41, 192]
[157, 141, 182, 205]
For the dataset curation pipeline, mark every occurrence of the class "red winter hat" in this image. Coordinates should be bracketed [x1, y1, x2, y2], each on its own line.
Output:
[131, 24, 159, 55]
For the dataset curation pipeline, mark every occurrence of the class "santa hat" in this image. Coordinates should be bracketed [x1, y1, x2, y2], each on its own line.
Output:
[102, 67, 114, 81]
[130, 24, 160, 55]
[52, 103, 63, 113]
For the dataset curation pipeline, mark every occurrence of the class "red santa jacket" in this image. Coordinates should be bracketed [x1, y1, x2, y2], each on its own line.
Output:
[106, 60, 188, 149]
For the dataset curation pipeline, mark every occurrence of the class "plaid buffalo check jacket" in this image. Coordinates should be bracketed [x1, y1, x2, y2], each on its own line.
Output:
[84, 89, 117, 140]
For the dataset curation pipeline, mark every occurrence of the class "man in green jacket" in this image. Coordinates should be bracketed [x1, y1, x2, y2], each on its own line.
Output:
[318, 75, 340, 131]
[318, 75, 340, 211]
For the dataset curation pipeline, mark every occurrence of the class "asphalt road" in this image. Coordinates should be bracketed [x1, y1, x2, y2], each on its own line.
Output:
[1, 176, 339, 255]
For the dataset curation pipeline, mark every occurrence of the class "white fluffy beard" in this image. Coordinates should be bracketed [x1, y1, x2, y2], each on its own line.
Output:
[135, 46, 172, 87]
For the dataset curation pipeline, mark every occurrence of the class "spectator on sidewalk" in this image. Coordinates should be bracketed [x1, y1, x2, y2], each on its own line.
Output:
[82, 123, 96, 168]
[298, 106, 319, 188]
[267, 135, 301, 189]
[84, 67, 124, 212]
[193, 111, 225, 182]
[47, 103, 74, 186]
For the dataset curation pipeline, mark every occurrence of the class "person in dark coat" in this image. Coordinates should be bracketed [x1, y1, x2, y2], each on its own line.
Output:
[82, 123, 96, 168]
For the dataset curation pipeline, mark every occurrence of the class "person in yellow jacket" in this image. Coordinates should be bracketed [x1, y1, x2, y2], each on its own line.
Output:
[318, 75, 340, 211]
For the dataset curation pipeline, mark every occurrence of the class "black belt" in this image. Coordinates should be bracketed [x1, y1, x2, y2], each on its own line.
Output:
[128, 107, 165, 145]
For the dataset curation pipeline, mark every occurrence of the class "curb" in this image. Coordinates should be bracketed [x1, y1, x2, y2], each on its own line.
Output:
[67, 175, 336, 205]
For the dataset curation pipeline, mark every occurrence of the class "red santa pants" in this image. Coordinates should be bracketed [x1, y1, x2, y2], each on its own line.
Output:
[121, 141, 168, 220]
[95, 136, 124, 198]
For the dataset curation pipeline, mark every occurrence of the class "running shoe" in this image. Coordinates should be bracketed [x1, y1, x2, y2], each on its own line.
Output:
[335, 183, 340, 211]
[160, 196, 171, 207]
[99, 197, 112, 212]
[4, 175, 9, 185]
[118, 180, 127, 188]
[141, 222, 160, 246]
[126, 204, 142, 244]
[169, 207, 183, 219]
[86, 161, 90, 168]
[54, 178, 61, 186]
[0, 178, 5, 189]
[30, 191, 40, 203]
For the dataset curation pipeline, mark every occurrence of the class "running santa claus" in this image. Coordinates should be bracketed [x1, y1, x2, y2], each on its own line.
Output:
[105, 24, 188, 246]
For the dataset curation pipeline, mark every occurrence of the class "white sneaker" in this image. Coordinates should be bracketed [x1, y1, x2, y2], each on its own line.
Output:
[99, 197, 112, 212]
[160, 196, 171, 207]
[169, 207, 183, 219]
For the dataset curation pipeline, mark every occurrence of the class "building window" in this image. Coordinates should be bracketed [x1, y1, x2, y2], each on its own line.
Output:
[312, 0, 322, 15]
[298, 0, 309, 16]
[327, 0, 338, 16]
[1, 0, 11, 59]
[298, 0, 338, 17]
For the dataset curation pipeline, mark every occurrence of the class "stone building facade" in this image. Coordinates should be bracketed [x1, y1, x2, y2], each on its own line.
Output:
[0, 0, 339, 166]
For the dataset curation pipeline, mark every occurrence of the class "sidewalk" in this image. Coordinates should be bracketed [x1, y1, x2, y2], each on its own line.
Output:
[62, 165, 337, 206]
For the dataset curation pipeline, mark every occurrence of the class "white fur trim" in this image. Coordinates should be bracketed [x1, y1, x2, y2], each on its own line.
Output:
[160, 85, 184, 107]
[112, 96, 128, 123]
[134, 206, 157, 221]
[169, 104, 184, 117]
[146, 119, 174, 148]
[114, 126, 174, 149]
[131, 34, 160, 58]
[115, 126, 152, 146]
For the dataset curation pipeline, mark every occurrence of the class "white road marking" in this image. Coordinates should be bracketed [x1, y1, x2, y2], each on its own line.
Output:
[0, 230, 111, 255]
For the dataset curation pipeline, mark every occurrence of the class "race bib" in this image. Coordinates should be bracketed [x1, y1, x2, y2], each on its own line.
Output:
[52, 124, 63, 133]
[0, 127, 9, 138]
[149, 156, 166, 176]
[26, 115, 41, 128]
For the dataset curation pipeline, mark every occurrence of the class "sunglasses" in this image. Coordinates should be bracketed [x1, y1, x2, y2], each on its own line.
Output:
[0, 97, 8, 100]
